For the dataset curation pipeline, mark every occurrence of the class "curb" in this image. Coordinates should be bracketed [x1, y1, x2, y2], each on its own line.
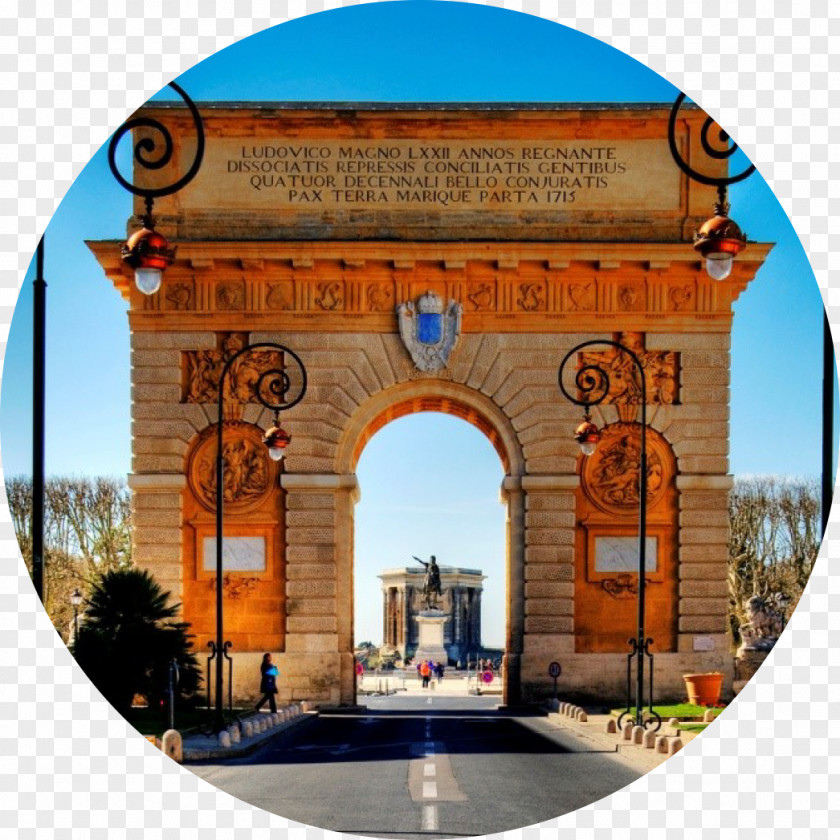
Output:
[182, 710, 318, 762]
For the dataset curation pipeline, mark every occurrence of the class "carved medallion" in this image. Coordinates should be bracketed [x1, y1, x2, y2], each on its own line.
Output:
[397, 290, 462, 372]
[581, 423, 671, 516]
[188, 422, 276, 513]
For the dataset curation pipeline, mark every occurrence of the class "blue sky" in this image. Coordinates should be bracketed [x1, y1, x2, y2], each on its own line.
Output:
[0, 2, 831, 648]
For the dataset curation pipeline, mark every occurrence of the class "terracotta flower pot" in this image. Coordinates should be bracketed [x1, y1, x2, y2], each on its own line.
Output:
[683, 672, 724, 707]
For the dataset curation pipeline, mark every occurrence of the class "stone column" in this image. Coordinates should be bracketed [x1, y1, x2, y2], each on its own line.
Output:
[518, 475, 578, 702]
[501, 477, 526, 705]
[676, 475, 733, 661]
[281, 473, 359, 705]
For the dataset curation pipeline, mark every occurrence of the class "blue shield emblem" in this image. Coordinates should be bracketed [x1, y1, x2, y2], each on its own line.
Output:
[418, 313, 443, 345]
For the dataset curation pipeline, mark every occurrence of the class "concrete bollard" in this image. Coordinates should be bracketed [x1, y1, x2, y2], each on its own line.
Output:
[301, 701, 311, 713]
[242, 720, 253, 738]
[218, 730, 231, 748]
[160, 730, 183, 763]
[632, 725, 645, 744]
[282, 707, 291, 721]
[668, 737, 683, 756]
[228, 724, 241, 744]
[605, 719, 617, 734]
[703, 709, 716, 723]
[668, 717, 680, 730]
[643, 729, 657, 749]
[576, 711, 588, 723]
[656, 735, 669, 754]
[559, 702, 567, 715]
[621, 722, 634, 740]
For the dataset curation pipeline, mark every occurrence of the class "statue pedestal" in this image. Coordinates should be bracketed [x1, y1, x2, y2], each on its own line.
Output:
[733, 644, 773, 694]
[414, 609, 448, 664]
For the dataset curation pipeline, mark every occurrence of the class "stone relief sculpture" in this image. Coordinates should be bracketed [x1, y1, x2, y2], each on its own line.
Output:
[183, 332, 284, 405]
[315, 282, 343, 310]
[189, 424, 274, 513]
[216, 280, 245, 310]
[517, 282, 544, 311]
[581, 424, 671, 515]
[467, 283, 493, 310]
[367, 283, 393, 312]
[569, 280, 596, 311]
[578, 331, 679, 408]
[397, 290, 462, 372]
[165, 281, 193, 310]
[266, 282, 294, 310]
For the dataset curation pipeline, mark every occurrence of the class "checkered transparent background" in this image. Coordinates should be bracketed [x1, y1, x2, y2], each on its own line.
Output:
[1, 2, 838, 838]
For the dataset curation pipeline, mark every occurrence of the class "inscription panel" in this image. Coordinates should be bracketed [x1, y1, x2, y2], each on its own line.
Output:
[182, 138, 680, 213]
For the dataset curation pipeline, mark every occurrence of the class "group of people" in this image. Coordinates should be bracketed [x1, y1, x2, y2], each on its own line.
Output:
[416, 660, 445, 688]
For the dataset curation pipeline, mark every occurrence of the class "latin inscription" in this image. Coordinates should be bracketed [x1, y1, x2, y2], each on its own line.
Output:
[185, 138, 679, 213]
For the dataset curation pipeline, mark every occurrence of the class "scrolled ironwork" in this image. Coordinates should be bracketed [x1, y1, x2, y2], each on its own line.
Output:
[557, 339, 644, 410]
[223, 342, 308, 415]
[667, 92, 755, 188]
[107, 80, 205, 217]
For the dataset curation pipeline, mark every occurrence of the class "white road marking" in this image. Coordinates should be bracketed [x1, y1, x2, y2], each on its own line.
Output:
[421, 804, 438, 831]
[427, 697, 432, 705]
[424, 764, 436, 777]
[422, 781, 438, 799]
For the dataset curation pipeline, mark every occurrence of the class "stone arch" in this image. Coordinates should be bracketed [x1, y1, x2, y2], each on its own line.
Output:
[334, 378, 526, 704]
[335, 379, 526, 478]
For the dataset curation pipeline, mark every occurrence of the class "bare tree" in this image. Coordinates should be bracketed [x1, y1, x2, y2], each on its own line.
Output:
[728, 476, 821, 644]
[5, 475, 132, 641]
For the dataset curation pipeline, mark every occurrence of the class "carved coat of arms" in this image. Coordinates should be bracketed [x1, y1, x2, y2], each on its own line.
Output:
[397, 290, 462, 372]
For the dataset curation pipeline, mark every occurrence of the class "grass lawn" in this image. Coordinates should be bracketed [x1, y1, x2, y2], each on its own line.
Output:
[610, 703, 725, 719]
[674, 722, 710, 733]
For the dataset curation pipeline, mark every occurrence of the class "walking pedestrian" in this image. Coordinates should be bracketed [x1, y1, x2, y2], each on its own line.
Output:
[420, 660, 431, 688]
[255, 652, 278, 713]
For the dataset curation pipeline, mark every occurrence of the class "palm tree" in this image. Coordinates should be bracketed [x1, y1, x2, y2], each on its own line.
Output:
[72, 567, 201, 717]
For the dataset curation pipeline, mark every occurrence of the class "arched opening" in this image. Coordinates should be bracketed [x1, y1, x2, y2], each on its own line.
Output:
[338, 382, 524, 703]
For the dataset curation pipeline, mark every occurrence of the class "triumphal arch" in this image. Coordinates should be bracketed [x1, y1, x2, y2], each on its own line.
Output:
[90, 103, 769, 706]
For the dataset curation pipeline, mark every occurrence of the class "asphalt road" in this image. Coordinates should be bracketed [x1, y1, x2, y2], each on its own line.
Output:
[188, 694, 642, 838]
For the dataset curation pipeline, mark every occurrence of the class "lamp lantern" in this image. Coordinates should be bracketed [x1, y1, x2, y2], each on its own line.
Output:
[69, 588, 83, 608]
[121, 222, 176, 295]
[262, 420, 291, 462]
[574, 415, 601, 457]
[693, 190, 747, 282]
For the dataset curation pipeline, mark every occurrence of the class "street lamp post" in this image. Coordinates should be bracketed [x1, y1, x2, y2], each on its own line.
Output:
[210, 343, 307, 732]
[69, 587, 83, 643]
[558, 340, 659, 731]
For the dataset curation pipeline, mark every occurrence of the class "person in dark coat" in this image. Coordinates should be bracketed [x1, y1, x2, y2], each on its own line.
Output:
[255, 652, 278, 713]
